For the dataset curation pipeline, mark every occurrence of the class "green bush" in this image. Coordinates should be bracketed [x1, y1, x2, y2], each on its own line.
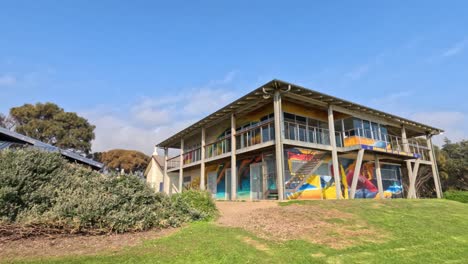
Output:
[0, 149, 216, 233]
[445, 191, 468, 204]
[171, 190, 218, 221]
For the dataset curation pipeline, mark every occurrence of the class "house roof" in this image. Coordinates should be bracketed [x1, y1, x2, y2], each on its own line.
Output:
[0, 126, 103, 170]
[157, 79, 444, 148]
[144, 155, 165, 176]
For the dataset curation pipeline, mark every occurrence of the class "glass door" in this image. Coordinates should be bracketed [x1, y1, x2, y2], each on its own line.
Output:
[250, 163, 263, 200]
[207, 171, 217, 199]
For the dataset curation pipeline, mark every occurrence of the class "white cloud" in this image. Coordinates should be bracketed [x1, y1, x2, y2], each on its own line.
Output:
[345, 64, 370, 80]
[81, 72, 239, 155]
[442, 38, 468, 57]
[410, 111, 467, 145]
[0, 74, 16, 86]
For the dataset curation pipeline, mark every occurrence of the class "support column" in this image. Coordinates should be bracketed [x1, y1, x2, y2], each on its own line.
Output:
[179, 138, 184, 193]
[328, 105, 342, 199]
[402, 126, 414, 198]
[163, 147, 169, 194]
[274, 91, 285, 201]
[375, 154, 384, 199]
[230, 113, 237, 200]
[350, 149, 365, 199]
[200, 127, 206, 190]
[427, 136, 442, 198]
[407, 159, 420, 199]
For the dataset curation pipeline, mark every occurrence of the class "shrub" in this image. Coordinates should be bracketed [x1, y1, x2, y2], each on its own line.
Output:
[444, 191, 468, 204]
[171, 190, 218, 221]
[0, 149, 216, 234]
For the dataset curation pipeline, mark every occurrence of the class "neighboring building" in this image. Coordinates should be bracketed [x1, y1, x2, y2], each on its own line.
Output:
[144, 147, 165, 191]
[156, 80, 443, 200]
[0, 126, 103, 170]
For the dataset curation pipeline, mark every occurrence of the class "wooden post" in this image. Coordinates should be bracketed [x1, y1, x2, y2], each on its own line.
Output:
[350, 149, 365, 199]
[179, 138, 184, 193]
[407, 159, 420, 198]
[328, 105, 342, 199]
[200, 127, 206, 190]
[375, 154, 384, 199]
[427, 136, 442, 198]
[230, 113, 237, 200]
[274, 91, 285, 201]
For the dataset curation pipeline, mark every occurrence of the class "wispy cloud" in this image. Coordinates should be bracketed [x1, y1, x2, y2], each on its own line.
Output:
[345, 53, 386, 81]
[0, 74, 16, 86]
[442, 38, 468, 57]
[82, 72, 239, 154]
[410, 111, 467, 145]
[345, 64, 370, 80]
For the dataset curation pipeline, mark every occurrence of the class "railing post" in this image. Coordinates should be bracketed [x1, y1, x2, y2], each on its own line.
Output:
[328, 105, 342, 199]
[200, 127, 206, 190]
[179, 139, 184, 193]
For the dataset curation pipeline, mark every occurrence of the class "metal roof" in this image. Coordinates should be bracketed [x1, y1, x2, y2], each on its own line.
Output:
[0, 126, 103, 169]
[157, 79, 444, 148]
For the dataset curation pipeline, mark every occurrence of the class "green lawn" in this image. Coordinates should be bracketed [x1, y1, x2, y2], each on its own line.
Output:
[11, 199, 468, 264]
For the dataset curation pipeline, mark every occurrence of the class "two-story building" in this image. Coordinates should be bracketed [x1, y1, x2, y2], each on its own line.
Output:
[155, 80, 443, 200]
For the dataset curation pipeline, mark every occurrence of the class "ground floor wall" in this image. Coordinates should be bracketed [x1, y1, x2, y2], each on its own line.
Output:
[174, 146, 405, 200]
[284, 147, 404, 200]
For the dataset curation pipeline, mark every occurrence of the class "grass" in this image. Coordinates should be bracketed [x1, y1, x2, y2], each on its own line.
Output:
[9, 199, 468, 264]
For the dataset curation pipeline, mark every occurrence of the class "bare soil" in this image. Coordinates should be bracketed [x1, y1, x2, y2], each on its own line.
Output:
[216, 201, 386, 249]
[0, 227, 178, 262]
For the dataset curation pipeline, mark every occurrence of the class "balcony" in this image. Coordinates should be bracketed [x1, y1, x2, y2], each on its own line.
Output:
[283, 121, 343, 147]
[236, 119, 274, 150]
[342, 128, 430, 160]
[206, 136, 231, 159]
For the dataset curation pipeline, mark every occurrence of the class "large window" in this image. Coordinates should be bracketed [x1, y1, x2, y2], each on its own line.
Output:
[343, 117, 388, 142]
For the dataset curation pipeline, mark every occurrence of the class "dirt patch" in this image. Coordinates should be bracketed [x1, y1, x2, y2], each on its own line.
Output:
[236, 235, 271, 253]
[216, 201, 387, 249]
[0, 227, 178, 262]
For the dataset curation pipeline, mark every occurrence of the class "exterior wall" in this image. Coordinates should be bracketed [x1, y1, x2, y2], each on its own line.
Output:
[284, 147, 404, 200]
[182, 167, 202, 190]
[146, 158, 164, 192]
[282, 101, 348, 121]
[199, 151, 277, 200]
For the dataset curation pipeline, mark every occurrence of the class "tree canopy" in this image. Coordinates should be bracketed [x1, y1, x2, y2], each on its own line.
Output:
[99, 149, 150, 173]
[9, 102, 95, 154]
[414, 138, 468, 197]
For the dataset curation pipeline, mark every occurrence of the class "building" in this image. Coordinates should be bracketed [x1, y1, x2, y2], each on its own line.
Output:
[144, 147, 174, 191]
[156, 80, 443, 200]
[0, 126, 103, 170]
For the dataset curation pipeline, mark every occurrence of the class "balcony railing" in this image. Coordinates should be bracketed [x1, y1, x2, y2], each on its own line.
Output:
[342, 128, 430, 160]
[183, 147, 201, 165]
[206, 136, 231, 159]
[167, 155, 180, 169]
[236, 119, 274, 150]
[283, 121, 343, 147]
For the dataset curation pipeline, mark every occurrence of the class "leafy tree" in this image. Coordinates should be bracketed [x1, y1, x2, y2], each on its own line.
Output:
[9, 102, 95, 154]
[99, 149, 150, 173]
[411, 138, 468, 197]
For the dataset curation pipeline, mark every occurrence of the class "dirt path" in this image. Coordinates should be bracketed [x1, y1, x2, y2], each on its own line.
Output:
[0, 228, 178, 262]
[216, 201, 386, 249]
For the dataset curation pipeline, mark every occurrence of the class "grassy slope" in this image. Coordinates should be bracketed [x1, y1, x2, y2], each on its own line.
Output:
[14, 200, 468, 264]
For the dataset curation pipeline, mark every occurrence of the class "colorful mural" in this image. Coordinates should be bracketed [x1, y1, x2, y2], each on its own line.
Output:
[205, 152, 277, 200]
[285, 147, 403, 200]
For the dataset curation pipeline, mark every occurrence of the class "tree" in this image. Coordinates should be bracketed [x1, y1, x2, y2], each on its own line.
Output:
[99, 149, 150, 173]
[0, 113, 15, 129]
[411, 138, 468, 197]
[9, 102, 95, 154]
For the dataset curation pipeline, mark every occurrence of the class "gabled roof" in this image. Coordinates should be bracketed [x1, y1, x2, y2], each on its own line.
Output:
[157, 79, 444, 148]
[0, 126, 103, 170]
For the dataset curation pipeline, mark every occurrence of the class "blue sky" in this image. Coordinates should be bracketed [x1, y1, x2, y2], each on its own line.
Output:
[1, 1, 467, 154]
